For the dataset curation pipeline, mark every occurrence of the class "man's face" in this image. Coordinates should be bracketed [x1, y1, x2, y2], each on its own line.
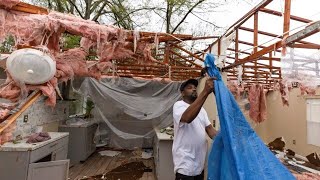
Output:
[182, 84, 197, 101]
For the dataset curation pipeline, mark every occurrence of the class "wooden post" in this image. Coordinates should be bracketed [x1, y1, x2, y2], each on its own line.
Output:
[269, 52, 272, 86]
[254, 12, 259, 53]
[235, 29, 239, 61]
[254, 12, 259, 79]
[218, 39, 221, 56]
[283, 0, 292, 38]
[281, 0, 291, 79]
[164, 44, 170, 64]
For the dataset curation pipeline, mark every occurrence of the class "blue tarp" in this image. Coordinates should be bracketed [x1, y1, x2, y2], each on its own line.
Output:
[205, 54, 295, 180]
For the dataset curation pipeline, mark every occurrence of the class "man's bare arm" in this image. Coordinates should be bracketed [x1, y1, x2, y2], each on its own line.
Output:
[205, 124, 217, 139]
[180, 77, 216, 124]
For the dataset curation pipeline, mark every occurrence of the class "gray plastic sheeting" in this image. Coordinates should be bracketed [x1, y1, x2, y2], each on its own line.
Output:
[79, 77, 181, 149]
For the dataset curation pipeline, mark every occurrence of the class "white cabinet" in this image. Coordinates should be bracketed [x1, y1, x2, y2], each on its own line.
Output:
[153, 128, 175, 180]
[27, 160, 69, 180]
[0, 132, 69, 180]
[58, 122, 98, 166]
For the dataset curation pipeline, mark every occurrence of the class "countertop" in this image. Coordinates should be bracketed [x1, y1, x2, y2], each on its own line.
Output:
[155, 128, 173, 141]
[0, 132, 69, 151]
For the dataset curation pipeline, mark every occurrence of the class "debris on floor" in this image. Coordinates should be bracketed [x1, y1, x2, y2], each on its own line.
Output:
[268, 137, 286, 151]
[98, 150, 121, 157]
[267, 138, 320, 179]
[131, 148, 153, 159]
[78, 162, 148, 180]
[306, 153, 320, 167]
[141, 151, 153, 159]
[293, 172, 320, 180]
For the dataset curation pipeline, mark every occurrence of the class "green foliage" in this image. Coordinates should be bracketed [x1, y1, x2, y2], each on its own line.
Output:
[62, 34, 81, 49]
[0, 36, 15, 53]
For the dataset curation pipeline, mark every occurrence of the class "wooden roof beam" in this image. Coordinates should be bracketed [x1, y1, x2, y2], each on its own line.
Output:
[285, 20, 320, 45]
[169, 50, 202, 68]
[9, 2, 48, 14]
[115, 70, 200, 76]
[242, 65, 280, 69]
[171, 44, 204, 62]
[228, 74, 280, 82]
[239, 26, 319, 46]
[224, 0, 273, 36]
[226, 55, 280, 61]
[226, 68, 280, 75]
[238, 40, 281, 53]
[227, 48, 251, 55]
[223, 41, 282, 70]
[290, 43, 320, 49]
[260, 8, 312, 23]
[115, 64, 201, 70]
[283, 0, 292, 38]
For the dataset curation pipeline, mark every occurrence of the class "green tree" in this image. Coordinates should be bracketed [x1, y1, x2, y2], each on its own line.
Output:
[0, 36, 14, 53]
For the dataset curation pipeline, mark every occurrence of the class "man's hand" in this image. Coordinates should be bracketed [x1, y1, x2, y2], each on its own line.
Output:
[203, 77, 216, 95]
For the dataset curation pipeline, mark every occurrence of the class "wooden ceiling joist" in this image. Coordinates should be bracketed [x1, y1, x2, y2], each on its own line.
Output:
[224, 0, 273, 37]
[238, 40, 281, 53]
[238, 26, 318, 46]
[169, 50, 202, 68]
[226, 56, 280, 61]
[171, 44, 204, 62]
[223, 41, 282, 70]
[9, 2, 48, 14]
[285, 20, 320, 45]
[260, 8, 312, 23]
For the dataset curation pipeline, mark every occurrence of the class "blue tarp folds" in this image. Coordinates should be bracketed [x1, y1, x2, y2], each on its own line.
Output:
[205, 54, 294, 180]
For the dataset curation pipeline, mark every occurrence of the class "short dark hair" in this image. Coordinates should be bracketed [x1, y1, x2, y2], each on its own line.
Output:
[180, 79, 198, 91]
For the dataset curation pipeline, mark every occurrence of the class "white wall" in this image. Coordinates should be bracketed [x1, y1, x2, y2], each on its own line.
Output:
[13, 97, 69, 137]
[254, 88, 320, 156]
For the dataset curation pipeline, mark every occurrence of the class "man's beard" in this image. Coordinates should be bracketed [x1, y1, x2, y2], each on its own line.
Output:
[186, 92, 197, 102]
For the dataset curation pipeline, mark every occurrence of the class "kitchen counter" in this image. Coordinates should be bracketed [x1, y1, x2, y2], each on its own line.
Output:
[0, 132, 69, 151]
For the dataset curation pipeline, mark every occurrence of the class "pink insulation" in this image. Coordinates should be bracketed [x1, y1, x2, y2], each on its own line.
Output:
[0, 121, 16, 144]
[0, 109, 10, 122]
[26, 132, 51, 143]
[227, 81, 244, 99]
[300, 84, 316, 96]
[0, 9, 154, 62]
[0, 81, 21, 102]
[0, 0, 20, 9]
[28, 79, 57, 107]
[279, 81, 289, 106]
[0, 8, 158, 107]
[248, 84, 267, 123]
[0, 10, 48, 46]
[0, 3, 161, 144]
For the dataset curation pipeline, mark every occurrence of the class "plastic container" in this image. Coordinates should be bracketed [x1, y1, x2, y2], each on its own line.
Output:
[6, 48, 56, 85]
